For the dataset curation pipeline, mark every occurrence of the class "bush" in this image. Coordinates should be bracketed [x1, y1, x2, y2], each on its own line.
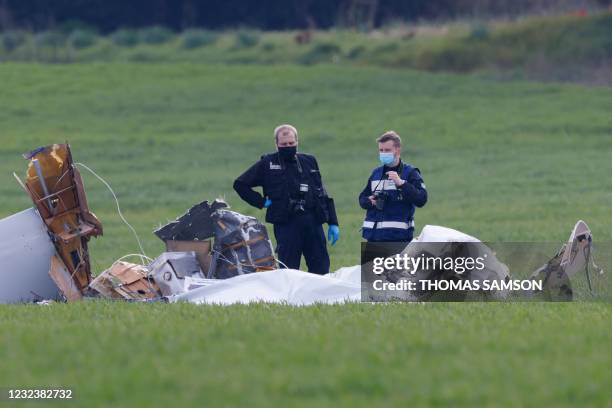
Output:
[234, 30, 260, 48]
[68, 29, 98, 49]
[372, 42, 399, 55]
[111, 29, 140, 47]
[261, 42, 276, 52]
[181, 29, 218, 49]
[139, 26, 173, 44]
[346, 45, 366, 59]
[35, 31, 66, 48]
[469, 23, 490, 41]
[299, 42, 342, 65]
[2, 30, 27, 52]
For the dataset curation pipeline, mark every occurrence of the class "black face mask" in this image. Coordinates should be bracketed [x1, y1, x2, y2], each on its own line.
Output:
[278, 146, 297, 161]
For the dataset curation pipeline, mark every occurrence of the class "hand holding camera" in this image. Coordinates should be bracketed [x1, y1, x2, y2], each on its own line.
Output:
[385, 171, 405, 187]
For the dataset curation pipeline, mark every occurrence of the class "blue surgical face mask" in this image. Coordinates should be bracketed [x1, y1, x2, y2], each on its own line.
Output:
[379, 152, 395, 165]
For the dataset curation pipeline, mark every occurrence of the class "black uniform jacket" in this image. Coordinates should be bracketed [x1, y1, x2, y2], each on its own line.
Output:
[233, 152, 339, 225]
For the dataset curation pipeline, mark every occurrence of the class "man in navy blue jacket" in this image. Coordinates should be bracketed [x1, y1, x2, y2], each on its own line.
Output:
[359, 131, 427, 243]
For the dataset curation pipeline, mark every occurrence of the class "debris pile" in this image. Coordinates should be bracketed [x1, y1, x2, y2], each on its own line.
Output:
[0, 144, 277, 303]
[0, 143, 604, 304]
[89, 261, 159, 300]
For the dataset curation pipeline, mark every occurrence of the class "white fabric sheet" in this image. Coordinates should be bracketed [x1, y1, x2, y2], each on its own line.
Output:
[169, 225, 482, 306]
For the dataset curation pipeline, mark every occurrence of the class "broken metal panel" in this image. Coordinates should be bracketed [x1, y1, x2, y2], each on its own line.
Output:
[210, 209, 277, 279]
[89, 261, 159, 300]
[154, 199, 227, 242]
[48, 255, 83, 302]
[0, 208, 61, 303]
[560, 220, 592, 277]
[148, 251, 204, 296]
[529, 250, 573, 301]
[528, 220, 595, 301]
[22, 144, 102, 293]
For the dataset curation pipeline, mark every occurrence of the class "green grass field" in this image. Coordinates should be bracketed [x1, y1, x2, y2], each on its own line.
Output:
[0, 63, 610, 406]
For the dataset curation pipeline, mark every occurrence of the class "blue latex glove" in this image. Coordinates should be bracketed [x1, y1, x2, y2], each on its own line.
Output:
[327, 225, 340, 246]
[263, 198, 272, 208]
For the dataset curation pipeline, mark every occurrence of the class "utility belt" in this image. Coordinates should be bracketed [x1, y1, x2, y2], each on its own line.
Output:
[362, 220, 415, 230]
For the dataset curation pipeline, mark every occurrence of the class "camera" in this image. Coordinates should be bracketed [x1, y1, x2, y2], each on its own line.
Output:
[289, 183, 309, 214]
[289, 198, 306, 214]
[373, 190, 388, 210]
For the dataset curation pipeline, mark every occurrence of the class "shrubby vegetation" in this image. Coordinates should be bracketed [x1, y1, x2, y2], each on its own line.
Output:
[233, 30, 260, 48]
[1, 11, 611, 84]
[68, 29, 98, 49]
[111, 29, 140, 47]
[139, 26, 174, 44]
[181, 29, 218, 49]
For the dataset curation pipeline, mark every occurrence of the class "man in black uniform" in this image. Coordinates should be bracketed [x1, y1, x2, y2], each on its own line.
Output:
[233, 124, 339, 274]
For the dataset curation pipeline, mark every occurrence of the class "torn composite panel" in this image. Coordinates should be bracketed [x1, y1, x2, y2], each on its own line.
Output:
[154, 199, 228, 241]
[22, 144, 102, 293]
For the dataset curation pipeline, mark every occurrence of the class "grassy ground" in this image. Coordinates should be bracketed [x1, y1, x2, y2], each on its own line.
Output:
[0, 302, 610, 407]
[0, 63, 610, 406]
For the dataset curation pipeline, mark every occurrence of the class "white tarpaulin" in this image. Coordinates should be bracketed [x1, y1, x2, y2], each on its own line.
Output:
[168, 225, 486, 305]
[0, 208, 60, 303]
[169, 268, 362, 305]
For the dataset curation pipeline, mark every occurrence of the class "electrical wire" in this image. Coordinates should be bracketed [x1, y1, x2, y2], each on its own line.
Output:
[209, 248, 287, 277]
[73, 162, 148, 262]
[115, 253, 154, 265]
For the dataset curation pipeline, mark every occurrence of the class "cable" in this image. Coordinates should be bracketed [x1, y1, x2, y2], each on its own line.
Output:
[582, 244, 594, 296]
[74, 162, 148, 261]
[209, 248, 286, 276]
[115, 253, 154, 265]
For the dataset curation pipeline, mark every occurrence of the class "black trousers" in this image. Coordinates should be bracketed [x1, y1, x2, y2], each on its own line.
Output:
[273, 211, 330, 275]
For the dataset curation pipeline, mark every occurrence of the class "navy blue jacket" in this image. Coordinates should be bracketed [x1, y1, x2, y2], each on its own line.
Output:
[359, 161, 427, 241]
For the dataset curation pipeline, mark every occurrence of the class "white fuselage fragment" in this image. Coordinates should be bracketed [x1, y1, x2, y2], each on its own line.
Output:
[0, 208, 61, 303]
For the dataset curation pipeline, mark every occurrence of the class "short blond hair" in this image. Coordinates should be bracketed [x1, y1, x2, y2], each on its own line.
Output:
[376, 130, 401, 147]
[274, 124, 298, 142]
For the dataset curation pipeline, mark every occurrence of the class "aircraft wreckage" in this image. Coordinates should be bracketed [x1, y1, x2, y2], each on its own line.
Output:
[0, 144, 606, 305]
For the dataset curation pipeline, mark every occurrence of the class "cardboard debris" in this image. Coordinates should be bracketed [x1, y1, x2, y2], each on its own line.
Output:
[22, 144, 102, 294]
[89, 261, 159, 300]
[165, 239, 212, 275]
